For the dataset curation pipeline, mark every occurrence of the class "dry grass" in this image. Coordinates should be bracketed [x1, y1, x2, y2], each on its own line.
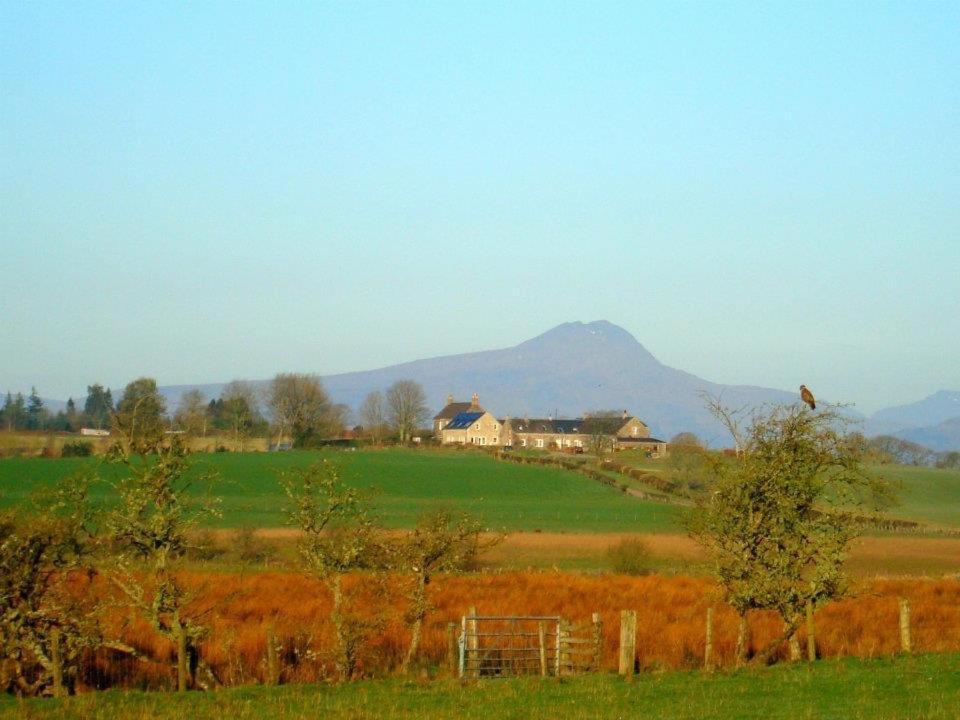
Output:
[70, 569, 960, 689]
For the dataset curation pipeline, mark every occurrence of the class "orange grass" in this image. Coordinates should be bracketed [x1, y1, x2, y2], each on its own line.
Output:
[69, 571, 960, 689]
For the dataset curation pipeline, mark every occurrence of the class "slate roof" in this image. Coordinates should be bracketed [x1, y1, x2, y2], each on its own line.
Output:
[434, 402, 475, 420]
[617, 436, 665, 444]
[505, 416, 644, 436]
[444, 411, 485, 430]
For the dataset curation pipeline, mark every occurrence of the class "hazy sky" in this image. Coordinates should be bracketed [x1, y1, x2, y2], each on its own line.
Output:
[2, 2, 958, 414]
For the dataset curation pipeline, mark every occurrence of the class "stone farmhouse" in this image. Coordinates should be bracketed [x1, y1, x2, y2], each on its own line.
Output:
[433, 395, 666, 456]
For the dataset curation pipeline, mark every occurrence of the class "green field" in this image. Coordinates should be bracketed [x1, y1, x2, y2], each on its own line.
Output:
[0, 449, 680, 532]
[4, 653, 958, 720]
[3, 449, 959, 534]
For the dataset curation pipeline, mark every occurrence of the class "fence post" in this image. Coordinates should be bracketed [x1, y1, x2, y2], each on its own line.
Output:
[266, 625, 279, 685]
[459, 616, 466, 679]
[806, 602, 816, 662]
[467, 606, 478, 678]
[554, 620, 562, 679]
[446, 622, 458, 676]
[618, 610, 637, 679]
[51, 627, 64, 698]
[704, 607, 714, 672]
[538, 621, 547, 677]
[899, 598, 912, 654]
[177, 625, 188, 692]
[592, 613, 603, 672]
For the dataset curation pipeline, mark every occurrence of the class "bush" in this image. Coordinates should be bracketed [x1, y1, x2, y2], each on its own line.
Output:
[188, 529, 227, 561]
[61, 440, 93, 457]
[235, 525, 275, 564]
[606, 537, 652, 576]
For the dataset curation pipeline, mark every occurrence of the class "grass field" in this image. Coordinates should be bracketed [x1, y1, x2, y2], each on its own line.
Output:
[5, 653, 959, 720]
[0, 449, 680, 532]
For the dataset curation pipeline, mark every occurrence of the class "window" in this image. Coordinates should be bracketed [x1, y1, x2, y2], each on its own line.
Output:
[493, 437, 498, 444]
[535, 439, 544, 448]
[575, 439, 583, 447]
[632, 425, 639, 436]
[520, 439, 527, 447]
[475, 423, 480, 430]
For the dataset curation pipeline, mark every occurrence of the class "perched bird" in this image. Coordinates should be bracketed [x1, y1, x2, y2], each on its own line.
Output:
[799, 385, 816, 410]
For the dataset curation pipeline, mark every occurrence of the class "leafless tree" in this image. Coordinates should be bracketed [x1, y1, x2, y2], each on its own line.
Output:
[220, 380, 260, 451]
[358, 391, 387, 445]
[174, 390, 208, 439]
[386, 380, 428, 444]
[267, 373, 342, 448]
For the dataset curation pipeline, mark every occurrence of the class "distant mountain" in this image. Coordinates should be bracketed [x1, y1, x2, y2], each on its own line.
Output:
[892, 416, 960, 453]
[866, 390, 960, 436]
[158, 320, 800, 443]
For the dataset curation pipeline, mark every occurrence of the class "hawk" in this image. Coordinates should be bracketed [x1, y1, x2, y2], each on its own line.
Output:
[799, 385, 816, 410]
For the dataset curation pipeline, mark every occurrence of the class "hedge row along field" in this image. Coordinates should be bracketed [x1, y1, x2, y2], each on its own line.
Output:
[65, 572, 960, 690]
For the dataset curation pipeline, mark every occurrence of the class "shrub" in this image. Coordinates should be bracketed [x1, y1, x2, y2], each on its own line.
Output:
[235, 525, 275, 564]
[61, 441, 93, 457]
[606, 537, 652, 576]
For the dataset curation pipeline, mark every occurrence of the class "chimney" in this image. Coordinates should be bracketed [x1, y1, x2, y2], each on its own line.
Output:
[623, 409, 628, 420]
[470, 393, 479, 410]
[447, 394, 454, 406]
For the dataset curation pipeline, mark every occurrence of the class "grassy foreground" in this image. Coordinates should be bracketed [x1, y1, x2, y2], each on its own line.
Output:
[4, 653, 959, 720]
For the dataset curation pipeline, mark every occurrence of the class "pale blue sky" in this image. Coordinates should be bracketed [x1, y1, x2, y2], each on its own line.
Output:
[2, 1, 958, 413]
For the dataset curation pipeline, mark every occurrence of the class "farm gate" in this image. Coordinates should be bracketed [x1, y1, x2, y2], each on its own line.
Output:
[458, 614, 602, 678]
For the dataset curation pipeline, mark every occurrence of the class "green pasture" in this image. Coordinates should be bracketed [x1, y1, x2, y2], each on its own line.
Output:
[5, 653, 959, 720]
[0, 449, 679, 532]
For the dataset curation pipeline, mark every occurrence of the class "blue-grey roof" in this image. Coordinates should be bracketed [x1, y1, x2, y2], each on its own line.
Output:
[445, 411, 484, 430]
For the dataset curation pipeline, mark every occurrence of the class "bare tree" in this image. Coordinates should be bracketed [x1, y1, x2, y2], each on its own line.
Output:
[105, 438, 221, 688]
[267, 373, 342, 448]
[386, 380, 428, 445]
[281, 461, 383, 680]
[358, 391, 387, 445]
[174, 390, 208, 439]
[220, 380, 260, 451]
[391, 511, 497, 674]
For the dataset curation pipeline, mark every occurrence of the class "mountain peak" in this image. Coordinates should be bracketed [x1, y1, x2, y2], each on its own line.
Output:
[515, 321, 661, 368]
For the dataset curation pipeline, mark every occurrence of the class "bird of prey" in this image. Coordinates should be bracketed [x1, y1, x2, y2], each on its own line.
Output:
[799, 385, 816, 410]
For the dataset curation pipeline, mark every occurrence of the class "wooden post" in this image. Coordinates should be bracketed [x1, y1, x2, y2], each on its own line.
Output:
[899, 598, 912, 654]
[266, 625, 279, 685]
[591, 612, 603, 672]
[806, 602, 816, 662]
[556, 620, 568, 679]
[704, 607, 714, 672]
[51, 627, 64, 698]
[458, 616, 466, 678]
[618, 610, 637, 678]
[467, 606, 478, 678]
[177, 625, 188, 692]
[538, 621, 548, 677]
[554, 621, 561, 679]
[447, 622, 458, 675]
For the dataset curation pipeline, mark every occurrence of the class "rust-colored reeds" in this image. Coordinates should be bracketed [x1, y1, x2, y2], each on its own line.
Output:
[71, 571, 960, 688]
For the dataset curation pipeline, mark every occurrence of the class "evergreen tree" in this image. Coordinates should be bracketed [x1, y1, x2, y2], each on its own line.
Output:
[83, 384, 114, 429]
[26, 387, 45, 430]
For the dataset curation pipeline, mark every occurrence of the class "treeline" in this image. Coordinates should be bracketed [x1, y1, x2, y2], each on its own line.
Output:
[0, 384, 114, 432]
[1, 374, 434, 451]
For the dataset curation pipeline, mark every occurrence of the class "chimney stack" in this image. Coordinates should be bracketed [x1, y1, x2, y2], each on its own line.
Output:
[447, 394, 454, 406]
[470, 393, 479, 410]
[622, 409, 628, 419]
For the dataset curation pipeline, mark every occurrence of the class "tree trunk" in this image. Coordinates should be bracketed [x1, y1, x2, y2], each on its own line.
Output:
[752, 615, 801, 666]
[734, 612, 748, 667]
[402, 574, 428, 675]
[329, 574, 349, 680]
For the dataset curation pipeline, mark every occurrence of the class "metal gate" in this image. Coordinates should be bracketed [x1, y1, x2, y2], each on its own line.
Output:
[459, 614, 602, 678]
